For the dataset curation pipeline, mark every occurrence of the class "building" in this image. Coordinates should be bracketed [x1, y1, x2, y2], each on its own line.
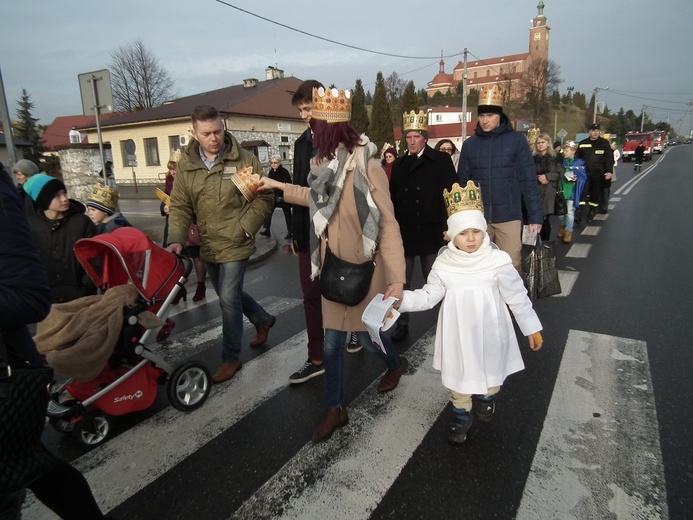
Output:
[426, 1, 550, 101]
[79, 68, 305, 183]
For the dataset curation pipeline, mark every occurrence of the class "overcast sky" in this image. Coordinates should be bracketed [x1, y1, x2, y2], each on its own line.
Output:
[2, 0, 692, 134]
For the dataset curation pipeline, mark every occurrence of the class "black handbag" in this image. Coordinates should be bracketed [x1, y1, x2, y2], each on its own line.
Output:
[554, 190, 568, 216]
[320, 241, 376, 307]
[0, 334, 56, 495]
[522, 239, 562, 301]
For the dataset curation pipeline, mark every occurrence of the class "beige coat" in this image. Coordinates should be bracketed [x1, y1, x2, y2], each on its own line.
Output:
[283, 153, 405, 332]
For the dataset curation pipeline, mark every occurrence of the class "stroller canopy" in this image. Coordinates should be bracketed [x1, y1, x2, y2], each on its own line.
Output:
[74, 227, 183, 302]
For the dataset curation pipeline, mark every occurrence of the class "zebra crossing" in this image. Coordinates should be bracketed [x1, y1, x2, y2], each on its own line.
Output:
[22, 154, 672, 519]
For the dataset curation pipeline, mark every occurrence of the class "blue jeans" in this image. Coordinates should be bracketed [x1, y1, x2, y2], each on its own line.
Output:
[205, 260, 271, 363]
[558, 200, 575, 232]
[323, 329, 401, 408]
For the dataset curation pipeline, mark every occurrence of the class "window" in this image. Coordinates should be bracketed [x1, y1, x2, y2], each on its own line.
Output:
[499, 68, 504, 75]
[473, 72, 477, 79]
[168, 135, 181, 154]
[280, 136, 289, 143]
[144, 138, 160, 166]
[512, 66, 517, 73]
[486, 70, 490, 77]
[119, 140, 129, 167]
[436, 115, 443, 122]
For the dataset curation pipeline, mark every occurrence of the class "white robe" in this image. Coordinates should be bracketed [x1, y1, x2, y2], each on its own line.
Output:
[399, 243, 542, 395]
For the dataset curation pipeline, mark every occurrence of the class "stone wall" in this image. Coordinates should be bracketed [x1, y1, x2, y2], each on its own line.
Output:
[57, 145, 112, 202]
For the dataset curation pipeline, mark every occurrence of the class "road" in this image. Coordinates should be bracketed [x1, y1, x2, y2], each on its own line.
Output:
[25, 146, 693, 519]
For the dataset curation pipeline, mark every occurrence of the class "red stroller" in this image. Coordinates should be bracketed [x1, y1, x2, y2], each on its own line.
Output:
[46, 227, 212, 447]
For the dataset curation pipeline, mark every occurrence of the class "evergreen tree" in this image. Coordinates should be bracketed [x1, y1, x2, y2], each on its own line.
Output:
[369, 72, 394, 151]
[351, 79, 369, 135]
[398, 81, 419, 154]
[551, 89, 561, 106]
[584, 92, 596, 129]
[14, 88, 44, 164]
[365, 90, 373, 105]
[417, 88, 428, 105]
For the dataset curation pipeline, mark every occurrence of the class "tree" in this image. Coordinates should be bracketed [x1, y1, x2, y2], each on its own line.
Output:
[369, 72, 394, 152]
[384, 72, 406, 106]
[351, 79, 369, 135]
[521, 58, 562, 123]
[365, 90, 373, 105]
[14, 88, 44, 164]
[110, 38, 175, 111]
[417, 88, 429, 105]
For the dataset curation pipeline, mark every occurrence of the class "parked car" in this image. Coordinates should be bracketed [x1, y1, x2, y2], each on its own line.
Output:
[683, 138, 692, 144]
[666, 138, 680, 146]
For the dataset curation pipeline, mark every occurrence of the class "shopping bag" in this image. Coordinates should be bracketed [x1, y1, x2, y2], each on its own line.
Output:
[522, 239, 561, 300]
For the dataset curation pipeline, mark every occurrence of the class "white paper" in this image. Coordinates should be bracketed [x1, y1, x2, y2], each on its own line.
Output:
[361, 293, 400, 353]
[522, 225, 537, 246]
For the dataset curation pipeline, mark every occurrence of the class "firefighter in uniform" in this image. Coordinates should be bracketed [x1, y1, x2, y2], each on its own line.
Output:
[577, 123, 614, 222]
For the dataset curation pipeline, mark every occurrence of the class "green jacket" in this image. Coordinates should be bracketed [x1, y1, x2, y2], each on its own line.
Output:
[168, 132, 274, 263]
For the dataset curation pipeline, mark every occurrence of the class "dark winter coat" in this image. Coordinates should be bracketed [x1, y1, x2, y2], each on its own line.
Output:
[533, 152, 562, 217]
[94, 212, 132, 234]
[268, 164, 292, 207]
[0, 168, 51, 365]
[457, 117, 543, 225]
[577, 136, 615, 176]
[18, 184, 37, 217]
[390, 145, 458, 257]
[27, 200, 96, 303]
[291, 128, 313, 252]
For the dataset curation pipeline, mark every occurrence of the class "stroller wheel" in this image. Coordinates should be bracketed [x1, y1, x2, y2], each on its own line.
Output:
[72, 412, 111, 447]
[168, 361, 212, 412]
[52, 418, 75, 434]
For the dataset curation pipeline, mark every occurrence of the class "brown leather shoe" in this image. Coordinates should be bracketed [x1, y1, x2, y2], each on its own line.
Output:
[212, 362, 242, 384]
[250, 315, 276, 347]
[377, 356, 409, 393]
[311, 407, 349, 442]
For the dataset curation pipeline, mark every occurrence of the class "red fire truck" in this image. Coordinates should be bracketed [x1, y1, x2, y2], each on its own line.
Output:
[651, 130, 667, 154]
[622, 132, 653, 162]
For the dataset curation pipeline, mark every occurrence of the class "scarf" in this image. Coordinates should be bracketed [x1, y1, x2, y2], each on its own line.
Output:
[432, 235, 511, 274]
[308, 138, 380, 279]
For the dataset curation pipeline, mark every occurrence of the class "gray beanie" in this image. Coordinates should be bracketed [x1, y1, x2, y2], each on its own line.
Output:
[12, 159, 40, 176]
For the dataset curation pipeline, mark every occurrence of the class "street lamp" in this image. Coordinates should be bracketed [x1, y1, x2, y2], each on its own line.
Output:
[593, 86, 609, 124]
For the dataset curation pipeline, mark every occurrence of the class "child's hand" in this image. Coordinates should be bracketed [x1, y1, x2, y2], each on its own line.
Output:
[529, 332, 543, 351]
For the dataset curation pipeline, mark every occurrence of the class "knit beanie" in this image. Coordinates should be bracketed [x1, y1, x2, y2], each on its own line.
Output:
[23, 173, 67, 210]
[446, 209, 488, 241]
[85, 183, 118, 216]
[12, 159, 40, 177]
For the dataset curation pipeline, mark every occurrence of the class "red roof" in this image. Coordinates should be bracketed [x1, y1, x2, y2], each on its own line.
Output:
[42, 114, 118, 151]
[393, 121, 477, 141]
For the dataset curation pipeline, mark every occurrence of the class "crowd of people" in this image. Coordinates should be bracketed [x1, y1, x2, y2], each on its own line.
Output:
[3, 75, 626, 517]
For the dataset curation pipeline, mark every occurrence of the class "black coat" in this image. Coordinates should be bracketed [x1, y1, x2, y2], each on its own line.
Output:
[268, 164, 292, 207]
[533, 153, 562, 216]
[390, 145, 458, 257]
[291, 128, 313, 252]
[0, 168, 51, 365]
[27, 200, 96, 303]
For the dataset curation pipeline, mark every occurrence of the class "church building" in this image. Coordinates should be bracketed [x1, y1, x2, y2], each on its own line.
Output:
[426, 2, 550, 101]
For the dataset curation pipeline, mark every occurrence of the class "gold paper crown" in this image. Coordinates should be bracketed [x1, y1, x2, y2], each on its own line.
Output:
[86, 183, 119, 213]
[443, 181, 484, 218]
[230, 166, 261, 202]
[527, 127, 540, 145]
[403, 110, 428, 133]
[170, 149, 182, 163]
[478, 84, 504, 108]
[311, 87, 352, 123]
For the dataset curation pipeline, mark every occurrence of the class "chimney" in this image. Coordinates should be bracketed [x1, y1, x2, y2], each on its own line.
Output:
[243, 78, 258, 88]
[265, 66, 285, 80]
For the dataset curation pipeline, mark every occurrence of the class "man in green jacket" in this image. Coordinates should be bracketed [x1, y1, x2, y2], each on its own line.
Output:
[166, 105, 276, 383]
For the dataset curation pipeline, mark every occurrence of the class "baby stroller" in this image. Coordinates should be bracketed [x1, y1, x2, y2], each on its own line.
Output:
[45, 227, 212, 447]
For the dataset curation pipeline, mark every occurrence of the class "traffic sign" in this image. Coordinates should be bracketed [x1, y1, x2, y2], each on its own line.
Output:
[557, 128, 568, 139]
[125, 139, 136, 154]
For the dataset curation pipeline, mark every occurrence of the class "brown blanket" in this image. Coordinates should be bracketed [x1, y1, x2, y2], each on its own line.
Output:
[35, 285, 164, 382]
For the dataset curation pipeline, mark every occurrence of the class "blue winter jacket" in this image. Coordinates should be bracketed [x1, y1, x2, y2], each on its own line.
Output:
[457, 117, 543, 225]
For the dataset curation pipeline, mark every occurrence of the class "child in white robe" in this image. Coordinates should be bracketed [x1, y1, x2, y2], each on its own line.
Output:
[398, 181, 543, 443]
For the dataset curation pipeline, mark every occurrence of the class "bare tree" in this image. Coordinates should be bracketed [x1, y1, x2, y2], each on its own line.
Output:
[110, 39, 175, 112]
[384, 72, 407, 106]
[521, 58, 562, 123]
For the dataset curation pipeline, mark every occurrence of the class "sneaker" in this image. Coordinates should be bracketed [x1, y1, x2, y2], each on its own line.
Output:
[346, 331, 363, 353]
[288, 359, 325, 384]
[448, 406, 473, 444]
[473, 394, 497, 423]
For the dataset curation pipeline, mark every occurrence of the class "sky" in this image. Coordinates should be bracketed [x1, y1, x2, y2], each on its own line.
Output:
[2, 0, 693, 135]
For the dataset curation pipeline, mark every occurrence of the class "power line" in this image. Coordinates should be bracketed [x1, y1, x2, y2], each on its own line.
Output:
[213, 0, 461, 61]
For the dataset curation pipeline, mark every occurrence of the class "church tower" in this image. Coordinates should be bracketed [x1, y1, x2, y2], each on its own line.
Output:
[529, 1, 550, 63]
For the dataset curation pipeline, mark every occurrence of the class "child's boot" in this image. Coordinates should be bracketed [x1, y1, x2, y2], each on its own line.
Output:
[473, 394, 497, 423]
[563, 231, 572, 244]
[556, 226, 565, 238]
[448, 406, 473, 444]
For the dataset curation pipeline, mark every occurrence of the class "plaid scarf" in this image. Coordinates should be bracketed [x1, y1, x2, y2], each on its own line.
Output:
[308, 139, 380, 279]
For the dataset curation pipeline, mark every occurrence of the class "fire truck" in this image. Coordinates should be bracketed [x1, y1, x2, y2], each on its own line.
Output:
[622, 132, 653, 162]
[651, 130, 667, 154]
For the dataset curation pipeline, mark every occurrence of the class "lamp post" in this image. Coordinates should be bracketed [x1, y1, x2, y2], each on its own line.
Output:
[593, 86, 609, 124]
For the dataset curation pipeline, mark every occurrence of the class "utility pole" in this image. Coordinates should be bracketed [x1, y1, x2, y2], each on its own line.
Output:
[461, 48, 468, 143]
[640, 105, 646, 132]
[593, 86, 609, 124]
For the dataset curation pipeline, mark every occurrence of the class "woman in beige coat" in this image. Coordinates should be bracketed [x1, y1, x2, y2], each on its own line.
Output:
[259, 87, 407, 442]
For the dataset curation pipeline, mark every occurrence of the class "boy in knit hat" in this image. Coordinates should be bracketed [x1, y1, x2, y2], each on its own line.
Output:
[12, 159, 40, 216]
[85, 183, 131, 234]
[397, 181, 543, 444]
[23, 173, 96, 303]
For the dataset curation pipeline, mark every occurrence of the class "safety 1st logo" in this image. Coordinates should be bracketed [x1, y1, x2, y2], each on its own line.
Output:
[114, 390, 144, 403]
